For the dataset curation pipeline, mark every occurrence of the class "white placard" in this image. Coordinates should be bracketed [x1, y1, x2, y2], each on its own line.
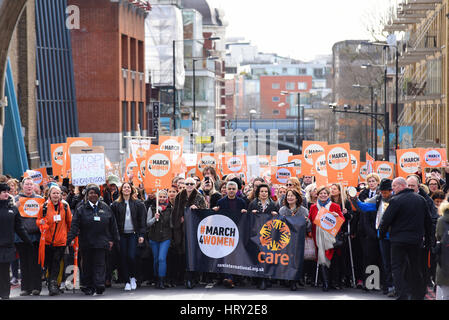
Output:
[70, 146, 106, 186]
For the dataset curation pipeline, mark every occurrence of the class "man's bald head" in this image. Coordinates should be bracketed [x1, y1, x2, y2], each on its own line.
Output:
[392, 177, 408, 194]
[406, 176, 420, 193]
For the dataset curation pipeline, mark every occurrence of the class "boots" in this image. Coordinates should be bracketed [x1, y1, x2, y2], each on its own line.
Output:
[48, 280, 59, 296]
[321, 266, 329, 292]
[158, 277, 166, 289]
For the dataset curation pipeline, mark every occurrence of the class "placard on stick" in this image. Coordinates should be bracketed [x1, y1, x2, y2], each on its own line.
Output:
[70, 146, 106, 186]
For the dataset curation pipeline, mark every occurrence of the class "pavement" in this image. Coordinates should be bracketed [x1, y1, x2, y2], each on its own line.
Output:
[9, 280, 391, 300]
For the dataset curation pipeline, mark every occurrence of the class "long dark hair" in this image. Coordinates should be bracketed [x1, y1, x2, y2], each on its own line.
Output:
[283, 189, 303, 209]
[117, 182, 138, 202]
[254, 183, 271, 200]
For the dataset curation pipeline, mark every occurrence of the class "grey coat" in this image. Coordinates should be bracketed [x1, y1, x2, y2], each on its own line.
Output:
[279, 205, 311, 233]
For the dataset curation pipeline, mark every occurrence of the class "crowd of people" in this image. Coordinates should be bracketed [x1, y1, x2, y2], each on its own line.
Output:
[0, 164, 448, 300]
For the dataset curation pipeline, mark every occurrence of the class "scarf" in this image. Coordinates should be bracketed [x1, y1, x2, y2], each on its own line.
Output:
[315, 199, 336, 267]
[38, 200, 63, 268]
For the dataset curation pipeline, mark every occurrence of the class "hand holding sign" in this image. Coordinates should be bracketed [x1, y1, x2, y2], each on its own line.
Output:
[313, 207, 344, 237]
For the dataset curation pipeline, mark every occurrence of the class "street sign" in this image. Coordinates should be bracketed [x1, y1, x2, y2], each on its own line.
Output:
[152, 102, 160, 145]
[195, 136, 214, 144]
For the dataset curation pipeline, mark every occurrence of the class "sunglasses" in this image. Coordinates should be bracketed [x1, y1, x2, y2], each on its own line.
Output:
[286, 183, 295, 187]
[185, 183, 195, 186]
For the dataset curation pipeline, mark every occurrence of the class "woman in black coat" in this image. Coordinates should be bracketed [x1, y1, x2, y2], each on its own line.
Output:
[243, 183, 279, 290]
[0, 183, 31, 299]
[110, 182, 146, 291]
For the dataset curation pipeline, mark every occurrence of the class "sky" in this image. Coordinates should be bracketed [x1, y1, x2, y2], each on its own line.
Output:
[211, 0, 396, 61]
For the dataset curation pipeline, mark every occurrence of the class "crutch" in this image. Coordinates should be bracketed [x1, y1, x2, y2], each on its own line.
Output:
[347, 222, 356, 288]
[314, 261, 320, 287]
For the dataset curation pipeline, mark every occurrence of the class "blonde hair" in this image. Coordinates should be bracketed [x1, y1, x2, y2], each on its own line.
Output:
[366, 173, 381, 184]
[305, 183, 317, 203]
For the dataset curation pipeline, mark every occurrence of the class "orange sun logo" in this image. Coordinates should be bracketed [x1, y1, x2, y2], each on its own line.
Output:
[259, 219, 291, 251]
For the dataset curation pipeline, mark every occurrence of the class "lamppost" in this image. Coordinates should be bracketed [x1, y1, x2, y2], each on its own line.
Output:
[352, 84, 375, 156]
[280, 91, 302, 153]
[360, 41, 400, 160]
[172, 36, 220, 133]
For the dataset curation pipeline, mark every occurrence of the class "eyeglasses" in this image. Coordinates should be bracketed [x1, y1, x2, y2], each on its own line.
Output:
[185, 183, 195, 186]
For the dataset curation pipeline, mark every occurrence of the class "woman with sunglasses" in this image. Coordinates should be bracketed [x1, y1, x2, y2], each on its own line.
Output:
[172, 177, 207, 289]
[244, 183, 279, 290]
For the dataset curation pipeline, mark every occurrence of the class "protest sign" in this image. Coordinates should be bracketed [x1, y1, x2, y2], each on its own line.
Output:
[312, 151, 328, 187]
[18, 198, 46, 218]
[325, 143, 352, 186]
[374, 161, 395, 180]
[420, 148, 447, 169]
[271, 167, 295, 185]
[51, 143, 66, 177]
[70, 146, 105, 186]
[313, 207, 344, 237]
[396, 148, 421, 178]
[302, 141, 327, 176]
[349, 150, 360, 187]
[24, 168, 49, 186]
[144, 150, 173, 191]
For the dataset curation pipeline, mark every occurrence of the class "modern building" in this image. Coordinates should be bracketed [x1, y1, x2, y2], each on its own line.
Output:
[69, 0, 148, 163]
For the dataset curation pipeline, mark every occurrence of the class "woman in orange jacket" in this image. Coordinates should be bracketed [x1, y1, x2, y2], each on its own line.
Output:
[36, 185, 72, 296]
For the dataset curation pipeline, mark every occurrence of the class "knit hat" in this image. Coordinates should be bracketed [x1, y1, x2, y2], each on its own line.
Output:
[0, 183, 10, 193]
[85, 183, 101, 196]
[379, 179, 392, 191]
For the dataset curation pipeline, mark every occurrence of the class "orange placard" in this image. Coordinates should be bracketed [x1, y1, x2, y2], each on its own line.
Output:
[24, 168, 49, 186]
[271, 167, 295, 185]
[359, 162, 368, 183]
[18, 198, 46, 218]
[50, 143, 66, 177]
[312, 151, 328, 188]
[222, 155, 247, 176]
[325, 143, 352, 186]
[132, 166, 142, 187]
[124, 156, 138, 182]
[349, 150, 360, 187]
[158, 136, 184, 161]
[288, 155, 303, 177]
[144, 150, 173, 192]
[302, 141, 328, 177]
[313, 207, 344, 237]
[396, 148, 421, 178]
[374, 161, 395, 180]
[196, 153, 220, 179]
[420, 148, 447, 169]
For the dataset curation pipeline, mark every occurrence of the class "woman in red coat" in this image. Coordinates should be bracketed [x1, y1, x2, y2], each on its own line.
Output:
[308, 186, 344, 291]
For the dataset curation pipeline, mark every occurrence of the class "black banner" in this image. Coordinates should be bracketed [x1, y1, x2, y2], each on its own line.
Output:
[185, 209, 306, 281]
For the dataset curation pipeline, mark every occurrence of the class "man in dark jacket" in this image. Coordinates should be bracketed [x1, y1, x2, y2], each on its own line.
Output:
[0, 183, 32, 299]
[67, 184, 120, 296]
[379, 177, 433, 300]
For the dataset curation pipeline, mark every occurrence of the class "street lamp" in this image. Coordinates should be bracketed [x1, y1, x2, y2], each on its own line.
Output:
[281, 91, 302, 152]
[352, 84, 375, 157]
[172, 36, 220, 133]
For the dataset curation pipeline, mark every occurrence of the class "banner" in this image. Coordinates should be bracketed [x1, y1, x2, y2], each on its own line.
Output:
[24, 168, 49, 186]
[325, 143, 352, 186]
[222, 155, 247, 176]
[144, 150, 173, 191]
[18, 197, 46, 218]
[271, 167, 295, 185]
[420, 148, 447, 169]
[50, 143, 66, 178]
[129, 139, 151, 161]
[185, 209, 306, 281]
[70, 146, 105, 186]
[349, 150, 360, 187]
[313, 207, 344, 237]
[158, 136, 184, 161]
[302, 141, 327, 176]
[312, 151, 328, 187]
[396, 148, 421, 178]
[196, 153, 219, 179]
[374, 161, 395, 180]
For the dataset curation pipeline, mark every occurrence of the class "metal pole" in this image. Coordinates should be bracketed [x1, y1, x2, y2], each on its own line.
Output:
[193, 59, 196, 133]
[384, 65, 389, 161]
[172, 40, 176, 132]
[370, 87, 374, 155]
[374, 99, 378, 160]
[297, 92, 301, 152]
[395, 48, 399, 150]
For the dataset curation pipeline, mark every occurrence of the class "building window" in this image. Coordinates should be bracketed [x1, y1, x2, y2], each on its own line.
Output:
[122, 101, 128, 148]
[121, 35, 128, 69]
[298, 82, 307, 90]
[272, 83, 280, 89]
[286, 82, 295, 90]
[138, 41, 144, 73]
[273, 110, 280, 115]
[131, 102, 136, 134]
[139, 102, 145, 132]
[297, 68, 307, 75]
[130, 38, 137, 71]
[313, 68, 324, 78]
[272, 96, 280, 102]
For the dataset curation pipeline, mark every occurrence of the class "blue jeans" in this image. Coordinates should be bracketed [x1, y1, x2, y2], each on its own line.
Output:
[119, 233, 138, 282]
[149, 240, 170, 277]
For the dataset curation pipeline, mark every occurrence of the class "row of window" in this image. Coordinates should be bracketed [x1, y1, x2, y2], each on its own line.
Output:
[121, 34, 144, 73]
[272, 82, 308, 90]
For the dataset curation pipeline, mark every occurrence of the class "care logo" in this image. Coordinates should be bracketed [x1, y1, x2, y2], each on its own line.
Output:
[304, 144, 325, 165]
[227, 157, 242, 172]
[259, 219, 291, 251]
[147, 153, 171, 177]
[275, 168, 292, 184]
[399, 151, 420, 173]
[327, 147, 349, 170]
[424, 150, 441, 167]
[53, 146, 64, 166]
[197, 215, 239, 259]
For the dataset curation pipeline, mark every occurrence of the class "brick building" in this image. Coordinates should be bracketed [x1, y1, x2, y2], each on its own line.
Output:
[69, 0, 148, 162]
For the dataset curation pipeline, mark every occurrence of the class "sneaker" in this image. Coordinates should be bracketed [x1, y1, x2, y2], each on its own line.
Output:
[10, 277, 19, 286]
[31, 290, 41, 296]
[124, 283, 132, 291]
[130, 277, 137, 290]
